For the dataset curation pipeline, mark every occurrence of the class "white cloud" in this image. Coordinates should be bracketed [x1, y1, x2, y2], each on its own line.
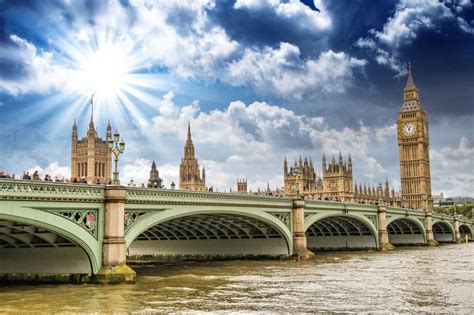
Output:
[0, 35, 76, 96]
[137, 92, 393, 191]
[226, 44, 367, 99]
[430, 137, 474, 196]
[26, 162, 70, 180]
[355, 0, 474, 75]
[375, 124, 397, 142]
[122, 158, 179, 188]
[0, 0, 362, 100]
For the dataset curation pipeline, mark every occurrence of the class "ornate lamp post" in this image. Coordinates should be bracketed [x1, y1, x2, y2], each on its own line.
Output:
[108, 130, 125, 185]
[294, 167, 302, 198]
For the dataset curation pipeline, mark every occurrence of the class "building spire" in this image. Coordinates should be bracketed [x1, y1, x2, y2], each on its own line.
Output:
[187, 121, 192, 142]
[88, 92, 96, 131]
[404, 62, 416, 91]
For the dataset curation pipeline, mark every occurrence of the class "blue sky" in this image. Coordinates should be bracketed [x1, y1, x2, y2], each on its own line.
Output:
[0, 0, 473, 196]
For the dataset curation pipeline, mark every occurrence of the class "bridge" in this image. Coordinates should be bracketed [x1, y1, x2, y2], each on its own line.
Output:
[0, 179, 472, 284]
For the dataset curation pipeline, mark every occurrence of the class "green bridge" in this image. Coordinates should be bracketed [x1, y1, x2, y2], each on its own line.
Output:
[0, 179, 472, 284]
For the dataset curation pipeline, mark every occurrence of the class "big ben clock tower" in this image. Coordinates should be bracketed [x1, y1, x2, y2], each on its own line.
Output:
[397, 63, 433, 210]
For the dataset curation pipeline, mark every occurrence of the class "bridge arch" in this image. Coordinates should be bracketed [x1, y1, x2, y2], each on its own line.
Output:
[386, 216, 426, 245]
[431, 220, 455, 243]
[459, 224, 473, 241]
[304, 213, 378, 250]
[125, 207, 293, 257]
[0, 206, 101, 275]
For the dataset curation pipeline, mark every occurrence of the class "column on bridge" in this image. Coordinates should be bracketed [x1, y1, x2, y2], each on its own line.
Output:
[95, 186, 136, 284]
[377, 205, 395, 251]
[424, 211, 438, 246]
[292, 198, 313, 260]
[453, 216, 461, 243]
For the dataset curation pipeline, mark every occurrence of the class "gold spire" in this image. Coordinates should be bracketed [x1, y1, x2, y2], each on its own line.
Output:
[402, 62, 421, 107]
[404, 62, 416, 92]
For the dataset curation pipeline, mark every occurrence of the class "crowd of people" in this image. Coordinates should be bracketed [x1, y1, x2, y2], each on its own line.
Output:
[0, 170, 94, 184]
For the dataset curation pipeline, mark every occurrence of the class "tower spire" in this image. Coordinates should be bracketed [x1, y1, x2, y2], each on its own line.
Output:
[187, 121, 192, 142]
[404, 62, 416, 91]
[89, 92, 96, 131]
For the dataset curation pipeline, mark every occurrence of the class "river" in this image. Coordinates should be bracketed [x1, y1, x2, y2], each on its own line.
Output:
[0, 244, 472, 313]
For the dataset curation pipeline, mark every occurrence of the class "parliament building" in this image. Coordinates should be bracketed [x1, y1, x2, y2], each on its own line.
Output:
[71, 112, 112, 184]
[283, 65, 433, 210]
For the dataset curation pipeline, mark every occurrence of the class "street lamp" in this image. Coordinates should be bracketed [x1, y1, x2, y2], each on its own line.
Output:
[108, 129, 125, 185]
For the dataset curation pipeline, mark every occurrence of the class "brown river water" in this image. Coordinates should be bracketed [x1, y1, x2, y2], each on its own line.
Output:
[0, 244, 473, 313]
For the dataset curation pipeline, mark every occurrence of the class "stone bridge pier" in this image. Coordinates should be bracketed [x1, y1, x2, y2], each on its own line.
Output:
[95, 186, 136, 284]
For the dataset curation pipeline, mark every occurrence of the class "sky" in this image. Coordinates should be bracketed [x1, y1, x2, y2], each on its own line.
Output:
[0, 0, 473, 196]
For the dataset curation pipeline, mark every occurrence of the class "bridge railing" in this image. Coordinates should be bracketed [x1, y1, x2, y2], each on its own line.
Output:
[0, 178, 105, 201]
[125, 186, 293, 209]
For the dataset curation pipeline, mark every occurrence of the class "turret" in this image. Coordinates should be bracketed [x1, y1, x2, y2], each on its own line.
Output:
[72, 119, 78, 139]
[284, 157, 288, 176]
[348, 154, 352, 170]
[322, 153, 327, 172]
[202, 166, 206, 181]
[106, 120, 112, 140]
[338, 151, 343, 166]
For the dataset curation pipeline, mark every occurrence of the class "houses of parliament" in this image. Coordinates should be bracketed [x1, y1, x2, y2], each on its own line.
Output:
[70, 64, 433, 210]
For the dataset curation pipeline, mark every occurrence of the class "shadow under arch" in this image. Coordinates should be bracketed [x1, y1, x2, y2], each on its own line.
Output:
[459, 224, 473, 240]
[0, 209, 101, 274]
[125, 207, 293, 257]
[304, 213, 378, 250]
[432, 220, 455, 243]
[386, 216, 426, 245]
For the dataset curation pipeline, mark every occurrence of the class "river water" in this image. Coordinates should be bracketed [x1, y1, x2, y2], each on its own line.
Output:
[0, 244, 472, 313]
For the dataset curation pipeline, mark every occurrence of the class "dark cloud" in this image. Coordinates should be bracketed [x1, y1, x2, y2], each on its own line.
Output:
[208, 1, 329, 56]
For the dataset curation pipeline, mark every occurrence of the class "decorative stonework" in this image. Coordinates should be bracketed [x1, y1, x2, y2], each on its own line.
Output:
[365, 215, 377, 226]
[47, 209, 98, 238]
[0, 180, 104, 202]
[269, 212, 291, 227]
[124, 210, 155, 233]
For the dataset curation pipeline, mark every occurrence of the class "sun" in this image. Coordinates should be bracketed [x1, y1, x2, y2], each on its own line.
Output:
[79, 42, 130, 99]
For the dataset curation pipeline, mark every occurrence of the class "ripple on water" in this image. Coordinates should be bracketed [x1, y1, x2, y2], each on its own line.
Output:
[1, 244, 473, 313]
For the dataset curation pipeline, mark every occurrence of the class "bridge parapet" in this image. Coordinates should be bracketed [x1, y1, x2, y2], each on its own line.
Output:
[126, 187, 293, 209]
[0, 179, 104, 202]
[305, 200, 378, 212]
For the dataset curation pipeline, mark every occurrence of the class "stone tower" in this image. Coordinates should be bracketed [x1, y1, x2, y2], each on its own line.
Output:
[148, 161, 163, 188]
[71, 100, 112, 184]
[179, 123, 206, 191]
[321, 152, 353, 202]
[397, 63, 432, 210]
[237, 178, 247, 193]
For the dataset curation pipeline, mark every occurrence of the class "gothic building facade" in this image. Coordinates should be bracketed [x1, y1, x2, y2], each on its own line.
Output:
[283, 153, 401, 206]
[71, 114, 112, 184]
[179, 123, 207, 191]
[397, 64, 433, 210]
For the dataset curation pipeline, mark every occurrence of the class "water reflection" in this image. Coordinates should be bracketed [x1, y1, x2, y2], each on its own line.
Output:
[0, 244, 472, 313]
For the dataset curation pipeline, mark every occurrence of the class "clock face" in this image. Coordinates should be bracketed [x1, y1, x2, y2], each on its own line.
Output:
[329, 181, 337, 191]
[402, 123, 416, 136]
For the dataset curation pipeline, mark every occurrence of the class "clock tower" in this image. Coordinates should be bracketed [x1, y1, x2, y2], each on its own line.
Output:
[397, 63, 432, 210]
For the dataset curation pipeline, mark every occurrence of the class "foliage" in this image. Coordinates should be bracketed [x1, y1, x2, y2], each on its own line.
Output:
[435, 203, 473, 218]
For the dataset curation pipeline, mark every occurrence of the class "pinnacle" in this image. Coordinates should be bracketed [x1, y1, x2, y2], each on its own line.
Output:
[404, 61, 416, 90]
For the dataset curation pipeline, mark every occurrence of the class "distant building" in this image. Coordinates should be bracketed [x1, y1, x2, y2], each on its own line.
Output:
[71, 107, 112, 184]
[236, 178, 247, 193]
[179, 123, 206, 191]
[283, 153, 401, 206]
[148, 161, 163, 188]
